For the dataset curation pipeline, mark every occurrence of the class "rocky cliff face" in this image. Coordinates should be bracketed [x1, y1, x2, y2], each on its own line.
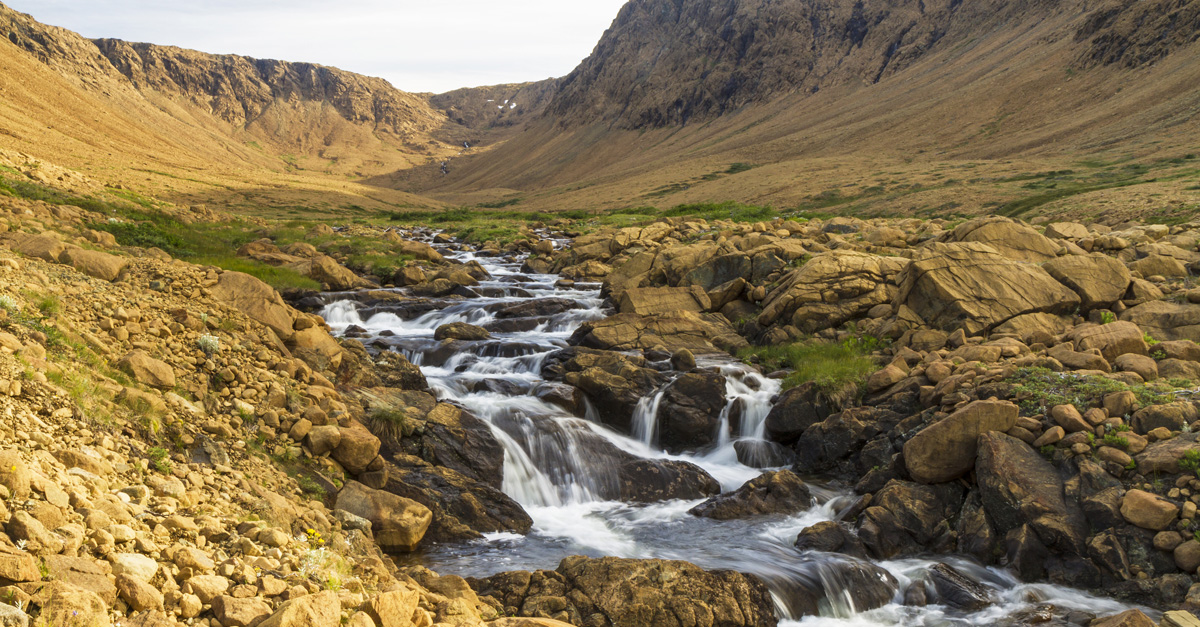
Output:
[542, 0, 1200, 129]
[91, 39, 443, 138]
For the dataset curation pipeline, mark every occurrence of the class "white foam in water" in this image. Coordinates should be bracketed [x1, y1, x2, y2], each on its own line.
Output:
[321, 231, 1147, 625]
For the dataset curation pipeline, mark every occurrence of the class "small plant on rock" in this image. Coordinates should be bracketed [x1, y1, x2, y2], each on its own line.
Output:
[0, 294, 18, 313]
[1100, 311, 1116, 324]
[1102, 434, 1129, 449]
[1180, 450, 1200, 478]
[148, 447, 171, 474]
[197, 334, 220, 356]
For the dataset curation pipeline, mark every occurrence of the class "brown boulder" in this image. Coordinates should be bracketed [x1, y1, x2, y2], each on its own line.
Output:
[116, 350, 176, 389]
[619, 286, 710, 316]
[758, 251, 905, 333]
[62, 248, 128, 282]
[894, 242, 1079, 335]
[334, 481, 432, 552]
[903, 400, 1019, 484]
[573, 311, 747, 354]
[942, 216, 1059, 263]
[1120, 489, 1178, 531]
[258, 590, 340, 627]
[433, 322, 491, 341]
[1043, 254, 1130, 312]
[286, 254, 372, 291]
[1066, 322, 1147, 361]
[1121, 301, 1200, 343]
[332, 422, 381, 475]
[208, 271, 296, 341]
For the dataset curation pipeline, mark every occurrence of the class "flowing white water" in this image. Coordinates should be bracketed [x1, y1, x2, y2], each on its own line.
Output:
[321, 231, 1147, 625]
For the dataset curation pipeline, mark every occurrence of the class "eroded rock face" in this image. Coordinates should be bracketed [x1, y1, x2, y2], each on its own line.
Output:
[571, 311, 748, 354]
[617, 459, 721, 503]
[894, 242, 1080, 334]
[975, 432, 1088, 556]
[941, 216, 1060, 263]
[469, 556, 779, 627]
[1121, 301, 1200, 342]
[1044, 254, 1131, 312]
[758, 251, 906, 333]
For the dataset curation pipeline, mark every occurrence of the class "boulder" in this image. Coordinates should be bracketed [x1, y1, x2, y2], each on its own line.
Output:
[763, 383, 831, 445]
[757, 251, 906, 333]
[903, 400, 1019, 483]
[31, 581, 111, 627]
[975, 432, 1087, 554]
[469, 556, 778, 627]
[115, 350, 176, 389]
[209, 271, 296, 340]
[1134, 433, 1200, 474]
[1121, 301, 1200, 343]
[258, 590, 340, 627]
[1043, 254, 1130, 311]
[1091, 610, 1157, 627]
[395, 240, 444, 262]
[926, 563, 993, 611]
[943, 216, 1060, 263]
[618, 459, 721, 503]
[2, 233, 69, 262]
[286, 254, 372, 291]
[61, 248, 128, 282]
[1131, 402, 1198, 434]
[794, 521, 868, 558]
[572, 311, 747, 354]
[1121, 489, 1179, 531]
[857, 480, 965, 558]
[681, 252, 752, 291]
[332, 422, 381, 476]
[335, 481, 432, 551]
[363, 587, 420, 627]
[115, 573, 163, 612]
[894, 242, 1080, 335]
[382, 463, 532, 542]
[433, 322, 491, 341]
[655, 372, 728, 453]
[211, 595, 272, 627]
[1065, 322, 1147, 361]
[1044, 222, 1090, 240]
[618, 286, 710, 316]
[688, 470, 811, 520]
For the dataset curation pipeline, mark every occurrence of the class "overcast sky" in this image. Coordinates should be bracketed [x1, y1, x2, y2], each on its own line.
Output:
[5, 0, 628, 93]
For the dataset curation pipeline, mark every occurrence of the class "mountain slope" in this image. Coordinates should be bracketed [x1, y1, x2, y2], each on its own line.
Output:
[0, 1, 453, 210]
[407, 0, 1200, 216]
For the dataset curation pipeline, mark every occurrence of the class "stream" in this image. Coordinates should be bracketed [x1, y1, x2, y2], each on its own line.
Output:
[319, 234, 1143, 626]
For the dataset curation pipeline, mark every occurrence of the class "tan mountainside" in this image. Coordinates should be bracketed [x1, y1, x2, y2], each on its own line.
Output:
[409, 0, 1200, 218]
[0, 1, 455, 212]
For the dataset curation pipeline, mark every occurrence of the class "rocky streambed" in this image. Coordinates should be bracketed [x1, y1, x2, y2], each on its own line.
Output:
[315, 229, 1157, 626]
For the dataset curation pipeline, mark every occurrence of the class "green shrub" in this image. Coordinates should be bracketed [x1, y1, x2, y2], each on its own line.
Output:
[1180, 450, 1200, 477]
[740, 337, 884, 407]
[148, 447, 171, 474]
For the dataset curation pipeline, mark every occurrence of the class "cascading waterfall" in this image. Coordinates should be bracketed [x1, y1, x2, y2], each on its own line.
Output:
[322, 230, 1146, 626]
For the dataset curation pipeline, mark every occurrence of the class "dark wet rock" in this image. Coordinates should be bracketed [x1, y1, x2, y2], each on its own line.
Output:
[494, 298, 584, 319]
[688, 470, 811, 520]
[794, 521, 868, 559]
[976, 432, 1088, 556]
[733, 440, 796, 468]
[382, 462, 532, 542]
[657, 372, 728, 453]
[926, 563, 994, 611]
[956, 491, 999, 564]
[778, 560, 898, 618]
[618, 459, 721, 503]
[763, 383, 832, 445]
[858, 480, 964, 559]
[533, 382, 585, 415]
[469, 556, 778, 627]
[402, 404, 507, 489]
[433, 322, 491, 341]
[548, 348, 667, 434]
[792, 407, 904, 475]
[1005, 524, 1050, 582]
[338, 343, 427, 390]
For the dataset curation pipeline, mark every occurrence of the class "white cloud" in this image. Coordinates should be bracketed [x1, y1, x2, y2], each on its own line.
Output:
[6, 0, 627, 92]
